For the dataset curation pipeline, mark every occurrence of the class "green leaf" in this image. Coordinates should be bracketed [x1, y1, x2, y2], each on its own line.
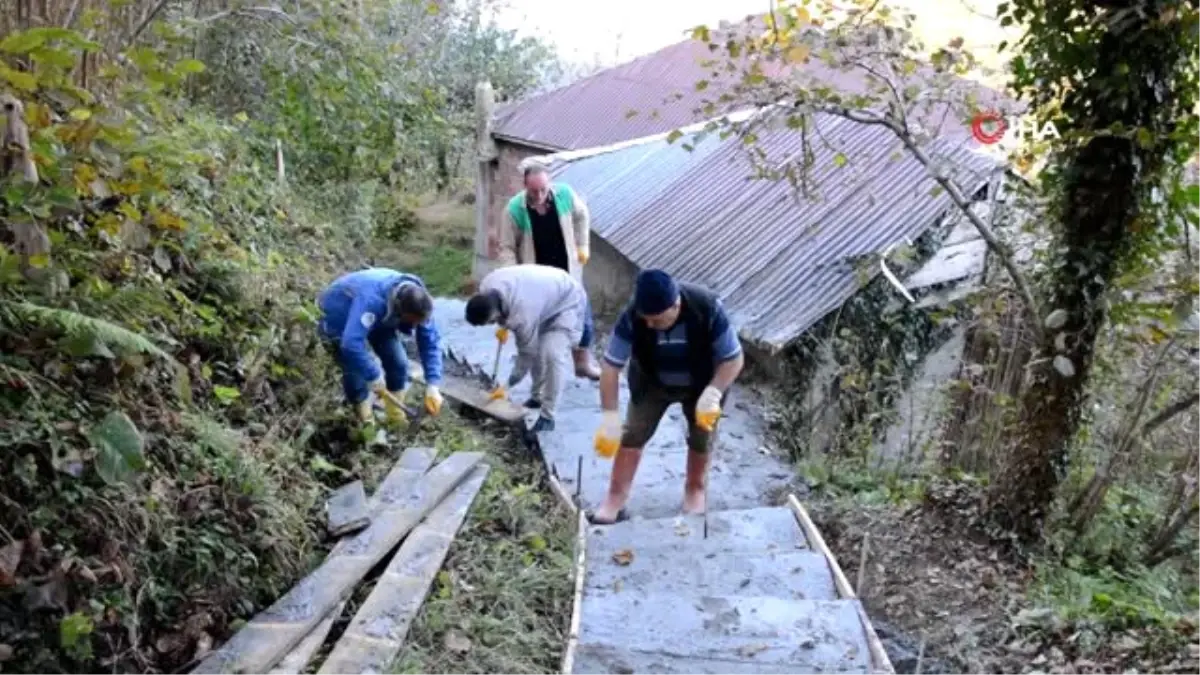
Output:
[0, 31, 47, 54]
[695, 79, 710, 91]
[59, 612, 94, 651]
[213, 385, 241, 403]
[0, 64, 38, 91]
[60, 332, 116, 359]
[309, 455, 348, 476]
[665, 129, 683, 144]
[89, 411, 145, 485]
[833, 153, 848, 167]
[175, 58, 206, 74]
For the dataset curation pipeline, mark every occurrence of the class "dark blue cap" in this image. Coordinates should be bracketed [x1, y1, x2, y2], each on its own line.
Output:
[634, 269, 679, 316]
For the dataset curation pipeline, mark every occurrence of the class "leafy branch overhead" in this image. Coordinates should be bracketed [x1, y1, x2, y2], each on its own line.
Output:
[675, 0, 1043, 338]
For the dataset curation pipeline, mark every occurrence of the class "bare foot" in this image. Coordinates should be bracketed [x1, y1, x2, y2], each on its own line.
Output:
[681, 487, 706, 515]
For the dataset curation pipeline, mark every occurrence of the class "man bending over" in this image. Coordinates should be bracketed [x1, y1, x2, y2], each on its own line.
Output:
[465, 264, 589, 433]
[590, 269, 744, 524]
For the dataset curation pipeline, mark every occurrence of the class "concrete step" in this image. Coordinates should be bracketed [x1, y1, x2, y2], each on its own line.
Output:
[572, 593, 872, 674]
[585, 506, 807, 560]
[585, 547, 838, 601]
[571, 638, 873, 672]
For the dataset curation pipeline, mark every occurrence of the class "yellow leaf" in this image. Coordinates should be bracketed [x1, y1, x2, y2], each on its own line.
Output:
[69, 108, 91, 121]
[233, 111, 249, 123]
[795, 7, 812, 24]
[785, 44, 811, 63]
[27, 254, 50, 269]
[0, 64, 37, 91]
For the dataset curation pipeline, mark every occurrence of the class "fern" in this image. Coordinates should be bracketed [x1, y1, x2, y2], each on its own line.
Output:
[0, 300, 175, 362]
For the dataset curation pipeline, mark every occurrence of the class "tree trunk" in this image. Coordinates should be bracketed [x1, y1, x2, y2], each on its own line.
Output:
[987, 0, 1188, 544]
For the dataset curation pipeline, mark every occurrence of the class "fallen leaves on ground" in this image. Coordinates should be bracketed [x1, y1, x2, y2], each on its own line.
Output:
[611, 549, 634, 566]
[0, 540, 24, 586]
[443, 630, 472, 654]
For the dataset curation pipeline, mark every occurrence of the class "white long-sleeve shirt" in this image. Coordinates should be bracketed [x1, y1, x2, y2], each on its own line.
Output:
[479, 264, 585, 358]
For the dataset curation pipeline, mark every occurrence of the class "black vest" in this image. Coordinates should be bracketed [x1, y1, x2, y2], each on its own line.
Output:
[627, 282, 721, 398]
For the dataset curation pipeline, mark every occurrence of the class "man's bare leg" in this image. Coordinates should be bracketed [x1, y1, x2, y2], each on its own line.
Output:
[682, 449, 709, 514]
[592, 446, 643, 523]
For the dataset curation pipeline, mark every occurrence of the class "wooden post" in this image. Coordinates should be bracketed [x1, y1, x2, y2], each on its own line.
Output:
[275, 138, 286, 184]
[473, 81, 497, 281]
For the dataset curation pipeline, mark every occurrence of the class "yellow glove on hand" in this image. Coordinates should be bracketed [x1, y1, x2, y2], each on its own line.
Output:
[695, 386, 722, 432]
[593, 410, 622, 459]
[495, 327, 509, 344]
[424, 385, 443, 416]
[383, 387, 408, 424]
[488, 385, 507, 401]
[577, 247, 589, 265]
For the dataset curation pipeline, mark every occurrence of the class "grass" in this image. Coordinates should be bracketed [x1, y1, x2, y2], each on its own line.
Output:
[375, 198, 476, 297]
[391, 415, 577, 674]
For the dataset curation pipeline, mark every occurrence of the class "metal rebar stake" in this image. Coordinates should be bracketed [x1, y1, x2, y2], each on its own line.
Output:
[575, 455, 583, 499]
[703, 513, 709, 539]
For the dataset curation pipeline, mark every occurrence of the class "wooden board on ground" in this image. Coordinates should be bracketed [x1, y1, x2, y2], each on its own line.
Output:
[272, 448, 439, 674]
[267, 599, 345, 675]
[410, 362, 524, 424]
[191, 451, 484, 674]
[317, 464, 491, 674]
[326, 480, 370, 536]
[560, 509, 588, 674]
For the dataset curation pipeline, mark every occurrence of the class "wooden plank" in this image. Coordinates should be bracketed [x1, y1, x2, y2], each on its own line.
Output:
[787, 494, 895, 674]
[410, 362, 525, 424]
[559, 509, 588, 675]
[191, 452, 485, 674]
[317, 465, 491, 674]
[272, 448, 438, 673]
[326, 480, 370, 537]
[266, 600, 345, 675]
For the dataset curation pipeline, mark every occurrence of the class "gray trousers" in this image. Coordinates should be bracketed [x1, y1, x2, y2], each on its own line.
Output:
[513, 295, 585, 420]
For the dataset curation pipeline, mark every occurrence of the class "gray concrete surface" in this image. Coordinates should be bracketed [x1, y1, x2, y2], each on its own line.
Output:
[430, 298, 882, 674]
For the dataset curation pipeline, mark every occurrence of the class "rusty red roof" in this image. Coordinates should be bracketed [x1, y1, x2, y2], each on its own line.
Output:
[493, 20, 1009, 151]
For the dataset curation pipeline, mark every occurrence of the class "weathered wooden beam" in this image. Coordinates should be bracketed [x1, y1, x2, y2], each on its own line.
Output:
[317, 465, 491, 674]
[559, 509, 588, 674]
[410, 362, 525, 424]
[271, 448, 438, 673]
[192, 452, 484, 674]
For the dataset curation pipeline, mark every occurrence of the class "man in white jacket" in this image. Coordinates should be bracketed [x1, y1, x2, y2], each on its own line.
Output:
[465, 265, 588, 432]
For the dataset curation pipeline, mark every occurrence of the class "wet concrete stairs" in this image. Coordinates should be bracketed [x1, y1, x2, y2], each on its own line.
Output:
[432, 299, 892, 674]
[568, 507, 885, 674]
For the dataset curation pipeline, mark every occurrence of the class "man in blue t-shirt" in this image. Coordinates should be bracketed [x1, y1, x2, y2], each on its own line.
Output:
[590, 270, 745, 524]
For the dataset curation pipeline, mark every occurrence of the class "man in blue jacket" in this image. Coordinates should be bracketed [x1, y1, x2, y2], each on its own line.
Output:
[317, 268, 445, 423]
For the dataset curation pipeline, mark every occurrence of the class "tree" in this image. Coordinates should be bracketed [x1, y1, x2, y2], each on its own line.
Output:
[984, 0, 1198, 543]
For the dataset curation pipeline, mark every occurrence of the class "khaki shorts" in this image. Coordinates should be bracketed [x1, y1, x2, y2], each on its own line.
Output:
[620, 383, 718, 454]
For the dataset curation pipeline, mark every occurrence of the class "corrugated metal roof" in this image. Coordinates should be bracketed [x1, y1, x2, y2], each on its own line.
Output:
[494, 18, 1009, 151]
[547, 113, 999, 349]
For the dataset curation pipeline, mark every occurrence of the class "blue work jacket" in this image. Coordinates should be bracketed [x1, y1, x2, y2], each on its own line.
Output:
[317, 268, 443, 385]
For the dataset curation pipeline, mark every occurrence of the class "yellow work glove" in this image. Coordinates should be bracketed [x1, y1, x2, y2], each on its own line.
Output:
[695, 386, 723, 432]
[381, 386, 408, 424]
[593, 410, 622, 459]
[577, 247, 589, 265]
[495, 327, 509, 344]
[424, 385, 444, 416]
[488, 385, 507, 401]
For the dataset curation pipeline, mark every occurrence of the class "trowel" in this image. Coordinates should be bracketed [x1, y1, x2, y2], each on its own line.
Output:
[486, 340, 506, 400]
